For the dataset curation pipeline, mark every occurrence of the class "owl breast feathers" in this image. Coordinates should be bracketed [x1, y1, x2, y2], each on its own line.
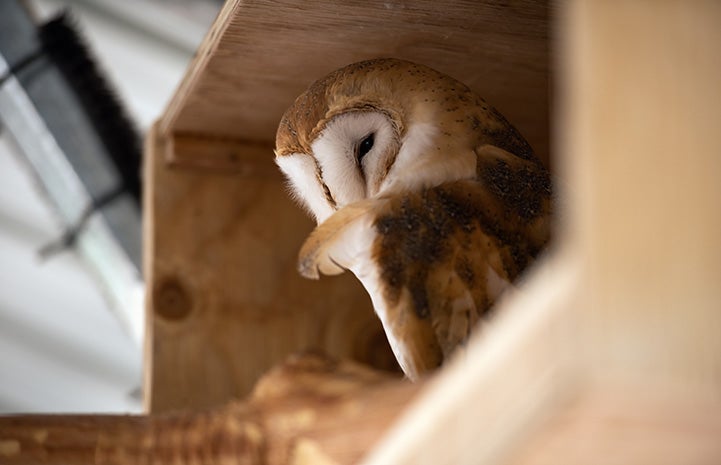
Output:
[275, 58, 551, 380]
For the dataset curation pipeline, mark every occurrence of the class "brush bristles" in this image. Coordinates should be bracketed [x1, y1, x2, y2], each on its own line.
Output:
[40, 12, 142, 204]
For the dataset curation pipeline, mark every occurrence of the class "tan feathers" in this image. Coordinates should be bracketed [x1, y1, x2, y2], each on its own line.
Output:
[298, 200, 379, 279]
[277, 58, 551, 379]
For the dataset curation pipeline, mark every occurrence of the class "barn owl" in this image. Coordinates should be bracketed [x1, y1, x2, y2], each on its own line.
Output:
[275, 58, 551, 380]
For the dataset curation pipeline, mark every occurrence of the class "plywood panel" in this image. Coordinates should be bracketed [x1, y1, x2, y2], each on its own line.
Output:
[143, 125, 398, 412]
[161, 0, 550, 166]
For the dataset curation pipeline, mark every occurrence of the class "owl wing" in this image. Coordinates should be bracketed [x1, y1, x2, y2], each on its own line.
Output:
[299, 146, 551, 380]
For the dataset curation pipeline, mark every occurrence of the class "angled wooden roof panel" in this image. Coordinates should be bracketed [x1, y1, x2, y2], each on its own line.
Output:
[160, 0, 549, 164]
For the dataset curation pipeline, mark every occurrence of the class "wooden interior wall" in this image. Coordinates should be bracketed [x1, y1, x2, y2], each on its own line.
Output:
[144, 128, 398, 412]
[146, 0, 550, 412]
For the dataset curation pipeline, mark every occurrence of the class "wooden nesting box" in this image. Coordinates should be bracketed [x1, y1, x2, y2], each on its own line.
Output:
[144, 0, 550, 412]
[139, 0, 721, 463]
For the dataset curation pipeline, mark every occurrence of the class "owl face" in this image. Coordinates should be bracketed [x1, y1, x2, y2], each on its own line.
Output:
[275, 58, 532, 224]
[299, 110, 402, 217]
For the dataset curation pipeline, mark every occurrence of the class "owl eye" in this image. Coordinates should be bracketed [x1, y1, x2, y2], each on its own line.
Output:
[356, 133, 375, 162]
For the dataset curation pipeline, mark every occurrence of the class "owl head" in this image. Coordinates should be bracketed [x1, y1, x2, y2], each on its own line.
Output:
[275, 58, 535, 224]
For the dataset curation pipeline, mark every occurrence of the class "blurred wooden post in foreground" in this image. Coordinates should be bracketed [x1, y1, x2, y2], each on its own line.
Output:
[362, 2, 721, 464]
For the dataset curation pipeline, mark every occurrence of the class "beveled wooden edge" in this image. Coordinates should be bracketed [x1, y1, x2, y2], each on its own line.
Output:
[142, 122, 161, 413]
[158, 0, 242, 137]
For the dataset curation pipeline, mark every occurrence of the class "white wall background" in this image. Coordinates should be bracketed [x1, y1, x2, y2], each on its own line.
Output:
[0, 0, 221, 413]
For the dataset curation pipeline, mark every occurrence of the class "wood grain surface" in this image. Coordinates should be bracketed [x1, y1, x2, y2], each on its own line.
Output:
[144, 125, 399, 412]
[160, 0, 550, 167]
[0, 354, 420, 465]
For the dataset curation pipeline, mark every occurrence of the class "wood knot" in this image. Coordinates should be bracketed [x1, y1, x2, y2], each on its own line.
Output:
[153, 275, 193, 321]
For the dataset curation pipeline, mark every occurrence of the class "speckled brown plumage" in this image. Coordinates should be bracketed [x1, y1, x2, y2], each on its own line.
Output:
[371, 170, 550, 370]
